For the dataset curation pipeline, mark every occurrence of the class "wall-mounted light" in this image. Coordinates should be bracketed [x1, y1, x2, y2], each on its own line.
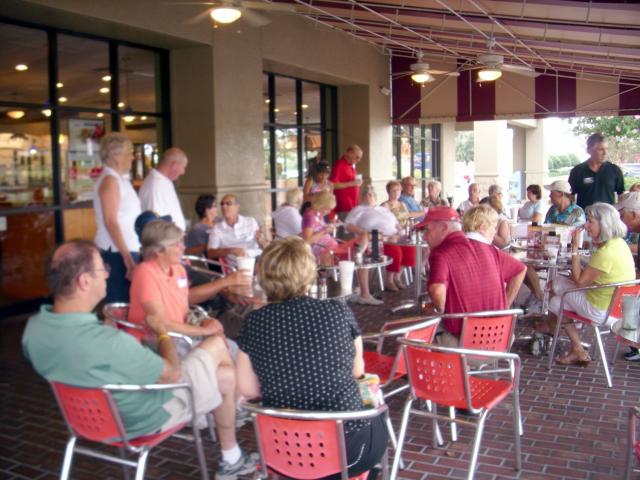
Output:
[477, 68, 502, 82]
[210, 7, 241, 24]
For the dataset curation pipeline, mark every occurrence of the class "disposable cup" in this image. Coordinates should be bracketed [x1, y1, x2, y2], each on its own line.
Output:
[547, 246, 559, 265]
[356, 173, 363, 184]
[339, 260, 355, 294]
[236, 256, 256, 277]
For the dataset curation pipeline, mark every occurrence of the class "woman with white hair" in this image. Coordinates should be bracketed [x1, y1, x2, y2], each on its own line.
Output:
[93, 132, 142, 302]
[272, 187, 303, 239]
[535, 202, 635, 366]
[421, 179, 449, 208]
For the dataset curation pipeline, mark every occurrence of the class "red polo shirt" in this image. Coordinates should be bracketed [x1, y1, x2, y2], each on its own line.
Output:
[428, 231, 525, 336]
[330, 156, 359, 213]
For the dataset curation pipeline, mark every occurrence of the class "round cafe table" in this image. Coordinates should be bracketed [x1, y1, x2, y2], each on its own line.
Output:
[317, 255, 392, 294]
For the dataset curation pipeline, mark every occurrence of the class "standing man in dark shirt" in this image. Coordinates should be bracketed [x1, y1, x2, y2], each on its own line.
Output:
[568, 133, 624, 209]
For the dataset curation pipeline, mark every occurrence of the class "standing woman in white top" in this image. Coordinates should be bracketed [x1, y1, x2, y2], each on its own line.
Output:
[93, 133, 142, 302]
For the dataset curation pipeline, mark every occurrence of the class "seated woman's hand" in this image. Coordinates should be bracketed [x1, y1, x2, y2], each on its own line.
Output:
[226, 270, 253, 287]
[231, 247, 247, 257]
[201, 318, 225, 336]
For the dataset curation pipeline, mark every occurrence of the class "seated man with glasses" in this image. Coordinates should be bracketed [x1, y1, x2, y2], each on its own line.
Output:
[399, 176, 426, 219]
[207, 194, 269, 266]
[22, 239, 258, 479]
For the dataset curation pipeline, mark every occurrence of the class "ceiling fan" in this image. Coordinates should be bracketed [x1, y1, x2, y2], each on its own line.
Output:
[463, 38, 540, 81]
[170, 0, 295, 28]
[392, 52, 460, 85]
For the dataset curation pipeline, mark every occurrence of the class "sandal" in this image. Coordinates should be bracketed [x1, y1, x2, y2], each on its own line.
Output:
[557, 351, 591, 367]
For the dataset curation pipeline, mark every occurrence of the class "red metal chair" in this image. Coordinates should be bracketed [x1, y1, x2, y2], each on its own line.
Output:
[362, 316, 440, 399]
[362, 316, 440, 468]
[547, 279, 640, 387]
[390, 341, 522, 480]
[438, 308, 522, 442]
[51, 381, 209, 480]
[624, 406, 640, 480]
[242, 402, 389, 480]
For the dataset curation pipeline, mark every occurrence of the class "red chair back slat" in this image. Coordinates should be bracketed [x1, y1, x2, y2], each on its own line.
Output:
[460, 314, 515, 352]
[256, 415, 343, 479]
[405, 346, 468, 410]
[609, 285, 640, 319]
[395, 322, 439, 376]
[52, 382, 122, 442]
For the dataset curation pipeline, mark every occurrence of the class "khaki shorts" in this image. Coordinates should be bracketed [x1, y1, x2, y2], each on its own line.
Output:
[160, 348, 222, 431]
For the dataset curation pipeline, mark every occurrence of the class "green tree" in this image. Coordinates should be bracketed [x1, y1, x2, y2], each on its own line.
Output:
[569, 116, 640, 164]
[455, 131, 474, 164]
[548, 153, 580, 170]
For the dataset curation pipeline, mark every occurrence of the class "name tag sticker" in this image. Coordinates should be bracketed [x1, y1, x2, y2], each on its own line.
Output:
[583, 177, 594, 184]
[177, 276, 188, 288]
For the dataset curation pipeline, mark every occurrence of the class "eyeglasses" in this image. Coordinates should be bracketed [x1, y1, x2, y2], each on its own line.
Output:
[220, 201, 236, 206]
[89, 264, 111, 275]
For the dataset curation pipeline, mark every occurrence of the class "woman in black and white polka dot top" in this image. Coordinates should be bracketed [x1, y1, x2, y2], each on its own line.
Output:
[236, 237, 387, 479]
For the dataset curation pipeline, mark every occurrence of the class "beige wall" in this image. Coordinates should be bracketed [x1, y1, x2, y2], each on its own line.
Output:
[1, 0, 392, 223]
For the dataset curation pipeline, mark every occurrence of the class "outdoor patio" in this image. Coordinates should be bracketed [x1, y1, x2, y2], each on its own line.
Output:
[1, 287, 637, 480]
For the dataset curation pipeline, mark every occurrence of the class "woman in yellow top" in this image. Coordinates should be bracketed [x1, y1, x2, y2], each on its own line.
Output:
[537, 202, 635, 366]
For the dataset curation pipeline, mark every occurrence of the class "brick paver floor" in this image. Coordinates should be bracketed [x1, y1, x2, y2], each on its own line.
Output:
[1, 286, 638, 479]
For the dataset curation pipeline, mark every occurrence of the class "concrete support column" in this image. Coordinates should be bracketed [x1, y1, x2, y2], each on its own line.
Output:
[440, 121, 456, 201]
[473, 120, 511, 197]
[525, 120, 549, 189]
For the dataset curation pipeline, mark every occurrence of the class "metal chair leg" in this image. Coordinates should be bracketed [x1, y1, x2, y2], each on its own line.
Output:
[119, 447, 132, 480]
[134, 449, 150, 480]
[60, 436, 77, 480]
[377, 266, 384, 292]
[592, 326, 613, 388]
[206, 413, 217, 443]
[449, 406, 458, 442]
[466, 411, 489, 480]
[384, 410, 404, 469]
[547, 311, 564, 371]
[390, 398, 413, 480]
[512, 390, 522, 470]
[192, 422, 211, 480]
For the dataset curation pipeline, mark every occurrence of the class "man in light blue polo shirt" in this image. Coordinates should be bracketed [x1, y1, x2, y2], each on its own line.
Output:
[22, 240, 257, 479]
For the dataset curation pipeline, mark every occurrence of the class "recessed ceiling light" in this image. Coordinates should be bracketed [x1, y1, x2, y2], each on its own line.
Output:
[102, 75, 112, 82]
[42, 109, 52, 117]
[58, 96, 68, 103]
[15, 64, 28, 72]
[96, 113, 104, 118]
[123, 115, 136, 123]
[265, 99, 270, 104]
[274, 108, 280, 113]
[118, 102, 125, 108]
[99, 87, 110, 94]
[301, 104, 309, 109]
[7, 110, 25, 119]
[56, 82, 64, 88]
[140, 115, 147, 120]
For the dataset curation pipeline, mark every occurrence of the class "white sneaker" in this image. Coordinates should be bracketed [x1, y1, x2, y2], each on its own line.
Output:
[356, 296, 383, 306]
[527, 298, 543, 314]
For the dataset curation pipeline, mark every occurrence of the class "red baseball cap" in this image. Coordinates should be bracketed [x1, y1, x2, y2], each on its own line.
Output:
[414, 206, 460, 230]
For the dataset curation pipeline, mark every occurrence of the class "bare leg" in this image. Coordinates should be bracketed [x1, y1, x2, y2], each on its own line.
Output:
[358, 269, 372, 298]
[524, 266, 543, 300]
[196, 336, 237, 450]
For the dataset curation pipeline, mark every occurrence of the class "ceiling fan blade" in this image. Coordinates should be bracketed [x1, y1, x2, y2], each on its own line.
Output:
[502, 64, 540, 78]
[184, 9, 214, 25]
[241, 8, 271, 27]
[242, 0, 295, 12]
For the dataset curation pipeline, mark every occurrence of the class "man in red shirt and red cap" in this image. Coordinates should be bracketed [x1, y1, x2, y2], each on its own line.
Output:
[417, 206, 526, 345]
[330, 145, 363, 219]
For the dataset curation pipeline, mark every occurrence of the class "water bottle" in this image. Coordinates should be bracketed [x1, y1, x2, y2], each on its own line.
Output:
[319, 277, 328, 300]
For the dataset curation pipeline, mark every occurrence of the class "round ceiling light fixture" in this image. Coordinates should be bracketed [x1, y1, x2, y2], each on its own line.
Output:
[477, 68, 502, 82]
[210, 7, 242, 24]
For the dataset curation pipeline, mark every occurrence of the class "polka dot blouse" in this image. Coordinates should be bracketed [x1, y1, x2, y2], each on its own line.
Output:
[237, 296, 366, 434]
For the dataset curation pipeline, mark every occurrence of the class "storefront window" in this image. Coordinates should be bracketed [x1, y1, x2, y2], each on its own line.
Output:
[119, 46, 161, 113]
[0, 24, 48, 104]
[0, 110, 53, 207]
[0, 20, 170, 313]
[58, 34, 110, 109]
